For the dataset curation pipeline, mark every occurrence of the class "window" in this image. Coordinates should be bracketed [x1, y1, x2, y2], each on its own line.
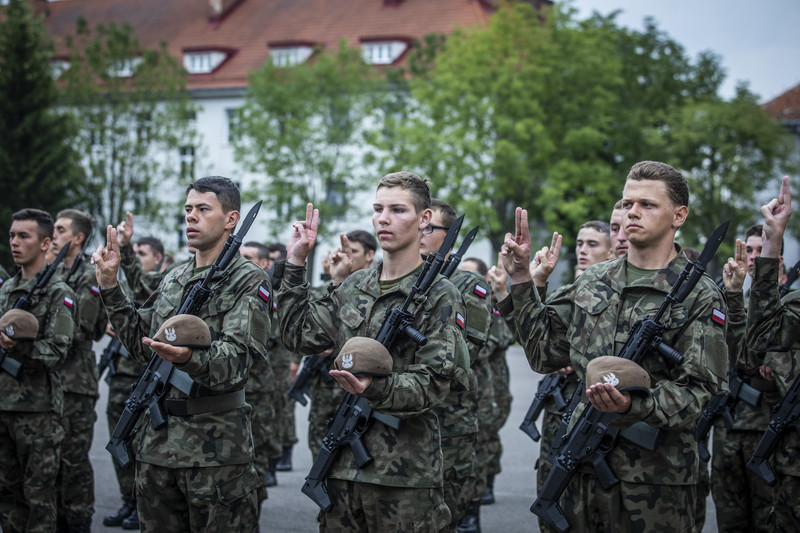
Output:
[270, 46, 314, 67]
[183, 51, 228, 74]
[109, 57, 142, 78]
[179, 146, 195, 181]
[361, 41, 408, 65]
[226, 108, 241, 143]
[137, 112, 152, 144]
[50, 60, 70, 78]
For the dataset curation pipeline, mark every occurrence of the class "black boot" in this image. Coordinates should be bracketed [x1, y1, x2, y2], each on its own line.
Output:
[121, 510, 140, 530]
[103, 496, 137, 527]
[480, 474, 495, 505]
[275, 445, 293, 472]
[456, 501, 481, 533]
[265, 457, 278, 487]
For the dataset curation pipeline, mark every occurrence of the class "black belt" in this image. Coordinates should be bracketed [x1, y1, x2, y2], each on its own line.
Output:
[164, 389, 246, 417]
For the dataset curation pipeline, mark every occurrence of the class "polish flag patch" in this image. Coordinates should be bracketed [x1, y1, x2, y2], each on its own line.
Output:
[258, 286, 270, 303]
[64, 296, 74, 308]
[473, 284, 488, 298]
[272, 301, 278, 312]
[711, 308, 726, 326]
[90, 286, 100, 296]
[493, 308, 501, 316]
[455, 312, 465, 330]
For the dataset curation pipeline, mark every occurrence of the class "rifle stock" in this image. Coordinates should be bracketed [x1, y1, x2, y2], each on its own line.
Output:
[520, 373, 567, 442]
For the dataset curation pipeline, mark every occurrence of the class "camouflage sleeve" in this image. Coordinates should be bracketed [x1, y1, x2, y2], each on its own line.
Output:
[75, 266, 107, 343]
[497, 280, 571, 373]
[120, 243, 162, 302]
[458, 273, 492, 363]
[724, 289, 747, 368]
[100, 284, 156, 363]
[746, 257, 800, 356]
[18, 282, 76, 370]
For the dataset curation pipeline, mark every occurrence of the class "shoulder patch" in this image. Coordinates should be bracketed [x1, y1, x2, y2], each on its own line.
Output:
[258, 285, 270, 303]
[493, 307, 501, 316]
[455, 312, 465, 330]
[90, 285, 100, 296]
[473, 284, 488, 298]
[64, 296, 74, 309]
[711, 308, 726, 327]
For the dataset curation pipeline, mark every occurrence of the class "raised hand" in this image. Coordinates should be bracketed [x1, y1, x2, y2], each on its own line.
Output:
[722, 239, 747, 291]
[331, 233, 355, 284]
[286, 203, 320, 267]
[500, 207, 532, 284]
[487, 252, 509, 300]
[116, 212, 134, 247]
[91, 225, 121, 289]
[761, 176, 792, 258]
[530, 232, 562, 287]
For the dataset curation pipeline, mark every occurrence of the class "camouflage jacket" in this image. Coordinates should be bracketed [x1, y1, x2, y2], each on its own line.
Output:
[119, 242, 167, 303]
[276, 261, 470, 488]
[57, 256, 107, 397]
[745, 257, 800, 475]
[499, 254, 729, 485]
[101, 254, 272, 468]
[0, 271, 76, 413]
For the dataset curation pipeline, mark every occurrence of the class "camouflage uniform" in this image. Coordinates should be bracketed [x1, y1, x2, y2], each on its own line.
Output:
[499, 254, 729, 532]
[483, 306, 515, 481]
[276, 260, 470, 532]
[744, 257, 800, 531]
[100, 254, 271, 533]
[119, 242, 166, 302]
[0, 264, 9, 287]
[55, 257, 108, 528]
[246, 342, 278, 505]
[0, 271, 75, 533]
[270, 327, 298, 459]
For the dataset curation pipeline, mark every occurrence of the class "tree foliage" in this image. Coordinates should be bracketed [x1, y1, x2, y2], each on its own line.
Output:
[60, 17, 197, 231]
[0, 0, 84, 263]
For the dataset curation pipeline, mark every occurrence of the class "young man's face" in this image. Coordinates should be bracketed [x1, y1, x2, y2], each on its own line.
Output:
[240, 246, 269, 271]
[9, 219, 49, 268]
[621, 179, 687, 251]
[372, 187, 430, 255]
[609, 208, 629, 257]
[419, 209, 448, 257]
[348, 241, 375, 272]
[134, 243, 162, 273]
[745, 235, 763, 276]
[184, 190, 236, 253]
[52, 217, 82, 258]
[575, 227, 613, 271]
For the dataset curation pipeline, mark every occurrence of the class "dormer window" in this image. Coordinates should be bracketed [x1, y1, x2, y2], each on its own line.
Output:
[269, 46, 314, 67]
[109, 58, 142, 78]
[361, 40, 408, 65]
[183, 50, 229, 74]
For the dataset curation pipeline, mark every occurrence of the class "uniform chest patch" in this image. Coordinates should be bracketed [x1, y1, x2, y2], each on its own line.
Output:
[711, 308, 726, 327]
[341, 353, 354, 369]
[90, 286, 100, 296]
[602, 372, 620, 387]
[164, 326, 177, 342]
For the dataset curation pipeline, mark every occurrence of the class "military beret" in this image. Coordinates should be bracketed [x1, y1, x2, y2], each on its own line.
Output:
[585, 356, 651, 395]
[334, 337, 393, 376]
[153, 314, 211, 348]
[0, 309, 39, 340]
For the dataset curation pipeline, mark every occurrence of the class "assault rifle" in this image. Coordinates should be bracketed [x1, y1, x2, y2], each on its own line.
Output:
[520, 373, 567, 442]
[531, 221, 729, 533]
[747, 369, 800, 487]
[695, 367, 762, 461]
[287, 355, 335, 406]
[65, 236, 92, 286]
[778, 258, 800, 298]
[97, 335, 129, 384]
[301, 216, 464, 512]
[0, 242, 71, 378]
[106, 201, 262, 469]
[441, 225, 479, 278]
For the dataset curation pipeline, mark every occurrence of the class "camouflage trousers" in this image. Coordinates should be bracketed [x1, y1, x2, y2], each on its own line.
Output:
[319, 478, 451, 533]
[562, 471, 696, 533]
[106, 374, 138, 499]
[695, 458, 709, 532]
[441, 434, 477, 530]
[0, 411, 64, 533]
[710, 426, 773, 532]
[273, 357, 298, 450]
[536, 408, 563, 533]
[134, 461, 259, 533]
[308, 382, 345, 459]
[771, 472, 800, 532]
[248, 391, 278, 505]
[57, 392, 97, 525]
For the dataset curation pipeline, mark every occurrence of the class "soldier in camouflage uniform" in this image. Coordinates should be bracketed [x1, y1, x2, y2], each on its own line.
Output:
[499, 161, 729, 532]
[0, 264, 9, 287]
[0, 208, 76, 533]
[93, 177, 272, 533]
[276, 172, 470, 531]
[50, 210, 108, 532]
[742, 176, 800, 531]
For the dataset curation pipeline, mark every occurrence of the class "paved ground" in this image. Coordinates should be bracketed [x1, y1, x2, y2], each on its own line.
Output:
[89, 344, 717, 532]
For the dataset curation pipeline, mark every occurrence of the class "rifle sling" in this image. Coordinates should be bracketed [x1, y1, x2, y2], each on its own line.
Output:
[165, 388, 245, 417]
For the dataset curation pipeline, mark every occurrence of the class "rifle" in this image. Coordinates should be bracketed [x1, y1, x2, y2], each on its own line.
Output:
[747, 369, 800, 487]
[301, 216, 464, 512]
[97, 335, 129, 384]
[520, 373, 567, 442]
[287, 355, 335, 406]
[441, 225, 479, 278]
[106, 201, 262, 469]
[65, 235, 92, 286]
[695, 367, 762, 461]
[0, 242, 71, 378]
[778, 258, 800, 298]
[531, 221, 729, 533]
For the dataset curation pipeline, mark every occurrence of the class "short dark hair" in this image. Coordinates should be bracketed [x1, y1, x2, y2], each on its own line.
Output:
[346, 230, 377, 254]
[12, 208, 53, 241]
[462, 257, 488, 276]
[579, 220, 611, 247]
[243, 241, 270, 261]
[267, 242, 287, 261]
[613, 199, 624, 210]
[135, 236, 165, 256]
[430, 198, 457, 228]
[377, 171, 431, 214]
[745, 223, 783, 254]
[56, 209, 93, 246]
[627, 161, 689, 208]
[187, 176, 241, 213]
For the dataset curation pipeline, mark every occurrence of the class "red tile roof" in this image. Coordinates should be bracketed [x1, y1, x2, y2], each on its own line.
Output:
[762, 82, 800, 123]
[42, 0, 497, 91]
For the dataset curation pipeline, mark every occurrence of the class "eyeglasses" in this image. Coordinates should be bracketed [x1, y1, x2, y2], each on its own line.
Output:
[423, 224, 450, 235]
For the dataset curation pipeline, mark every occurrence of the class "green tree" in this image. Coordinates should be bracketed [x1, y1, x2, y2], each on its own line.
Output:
[61, 17, 197, 231]
[0, 0, 84, 263]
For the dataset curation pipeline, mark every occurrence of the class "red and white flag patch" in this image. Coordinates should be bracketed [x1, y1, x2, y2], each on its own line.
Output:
[711, 308, 726, 326]
[493, 308, 501, 316]
[455, 312, 465, 330]
[64, 296, 74, 308]
[258, 286, 270, 303]
[90, 285, 100, 296]
[474, 284, 488, 298]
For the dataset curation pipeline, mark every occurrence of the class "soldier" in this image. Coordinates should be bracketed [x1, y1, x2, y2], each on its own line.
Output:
[51, 209, 108, 532]
[499, 161, 729, 531]
[276, 171, 470, 531]
[0, 208, 76, 532]
[742, 176, 799, 531]
[609, 199, 629, 258]
[92, 176, 272, 532]
[0, 263, 9, 287]
[115, 212, 173, 302]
